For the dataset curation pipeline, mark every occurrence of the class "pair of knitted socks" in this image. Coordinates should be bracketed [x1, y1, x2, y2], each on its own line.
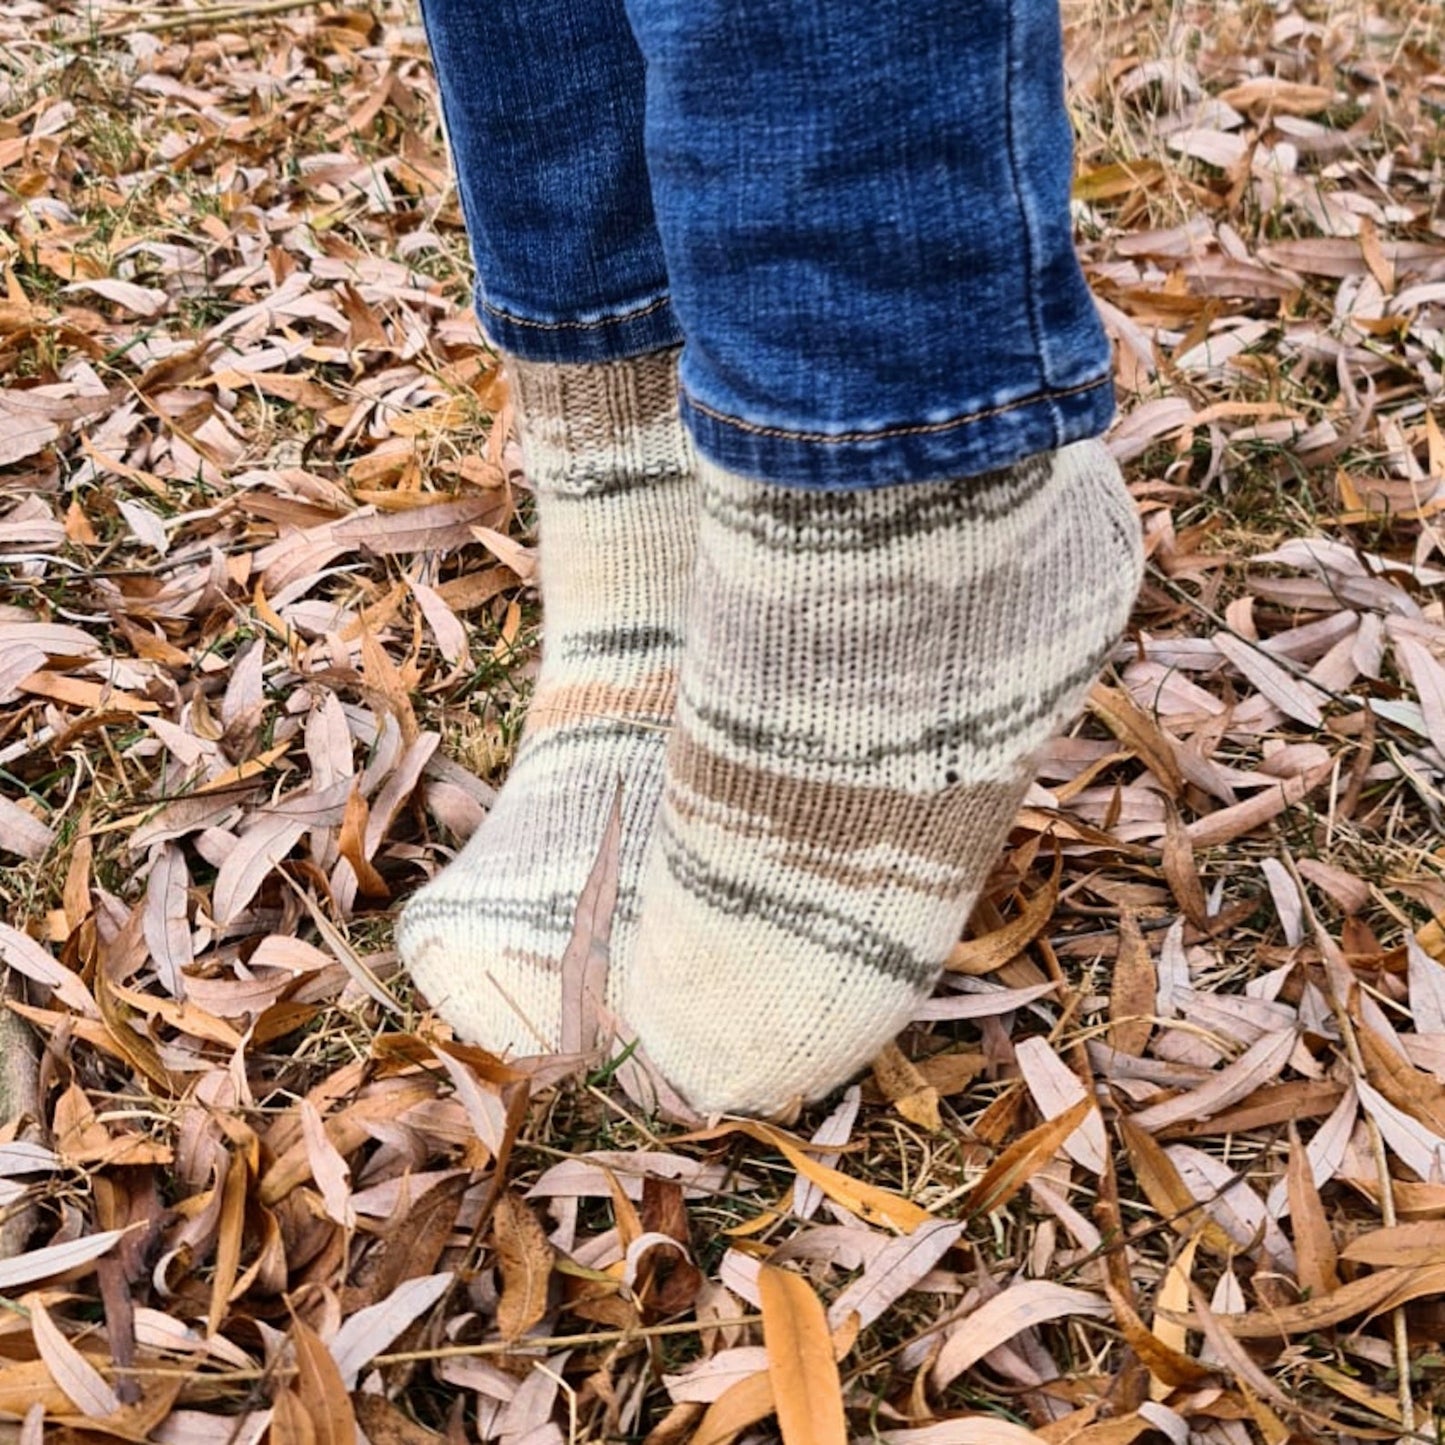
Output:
[397, 349, 1142, 1116]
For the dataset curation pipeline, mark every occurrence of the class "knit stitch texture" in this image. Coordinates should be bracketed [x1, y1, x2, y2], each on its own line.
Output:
[397, 350, 694, 1055]
[625, 441, 1143, 1114]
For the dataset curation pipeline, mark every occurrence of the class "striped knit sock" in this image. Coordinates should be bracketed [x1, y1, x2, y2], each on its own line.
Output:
[397, 350, 694, 1056]
[624, 442, 1143, 1115]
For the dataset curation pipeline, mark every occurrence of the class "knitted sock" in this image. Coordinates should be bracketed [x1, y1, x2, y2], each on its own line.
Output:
[624, 442, 1143, 1115]
[397, 349, 694, 1056]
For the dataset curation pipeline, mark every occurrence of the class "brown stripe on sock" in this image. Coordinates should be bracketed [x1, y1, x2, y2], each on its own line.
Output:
[666, 729, 1025, 871]
[522, 669, 678, 737]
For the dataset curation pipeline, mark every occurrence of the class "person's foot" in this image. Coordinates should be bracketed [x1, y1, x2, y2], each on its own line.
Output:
[624, 441, 1143, 1115]
[397, 350, 695, 1055]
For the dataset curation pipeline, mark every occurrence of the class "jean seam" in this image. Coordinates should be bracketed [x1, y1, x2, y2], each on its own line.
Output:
[481, 292, 673, 332]
[683, 374, 1109, 445]
[1001, 0, 1055, 433]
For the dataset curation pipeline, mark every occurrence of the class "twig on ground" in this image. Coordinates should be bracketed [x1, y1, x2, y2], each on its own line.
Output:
[75, 0, 335, 41]
[371, 1314, 765, 1365]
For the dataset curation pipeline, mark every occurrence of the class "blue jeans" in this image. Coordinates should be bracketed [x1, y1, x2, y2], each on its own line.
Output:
[420, 0, 1114, 489]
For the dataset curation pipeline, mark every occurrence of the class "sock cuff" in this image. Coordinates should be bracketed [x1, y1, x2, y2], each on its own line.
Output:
[508, 349, 688, 497]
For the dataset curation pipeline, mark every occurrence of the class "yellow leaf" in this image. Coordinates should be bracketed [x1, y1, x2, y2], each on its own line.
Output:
[962, 1096, 1090, 1218]
[946, 849, 1061, 975]
[692, 1370, 775, 1445]
[758, 1265, 848, 1445]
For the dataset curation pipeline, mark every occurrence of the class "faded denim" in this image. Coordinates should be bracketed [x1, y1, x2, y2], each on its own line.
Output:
[419, 0, 1115, 489]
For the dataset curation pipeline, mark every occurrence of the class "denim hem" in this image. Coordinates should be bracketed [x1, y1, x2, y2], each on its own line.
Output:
[476, 289, 686, 364]
[679, 373, 1117, 489]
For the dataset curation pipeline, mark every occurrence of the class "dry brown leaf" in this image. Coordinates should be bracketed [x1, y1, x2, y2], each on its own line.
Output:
[1014, 1037, 1107, 1174]
[1286, 1124, 1339, 1295]
[1213, 631, 1326, 727]
[871, 1042, 942, 1131]
[1118, 1116, 1235, 1256]
[1184, 760, 1332, 847]
[1087, 683, 1185, 796]
[558, 790, 621, 1057]
[0, 1230, 125, 1290]
[1108, 911, 1155, 1057]
[208, 1148, 248, 1337]
[962, 1096, 1091, 1217]
[705, 1120, 934, 1232]
[1127, 1026, 1297, 1131]
[28, 1294, 121, 1419]
[492, 1192, 554, 1341]
[825, 1217, 962, 1331]
[691, 1368, 775, 1445]
[330, 1272, 453, 1388]
[932, 1282, 1112, 1391]
[299, 1099, 354, 1229]
[0, 1358, 89, 1422]
[946, 851, 1060, 974]
[0, 921, 98, 1017]
[1340, 1220, 1445, 1267]
[1218, 77, 1334, 114]
[290, 1313, 357, 1445]
[1190, 1283, 1294, 1439]
[140, 844, 191, 998]
[1161, 802, 1210, 930]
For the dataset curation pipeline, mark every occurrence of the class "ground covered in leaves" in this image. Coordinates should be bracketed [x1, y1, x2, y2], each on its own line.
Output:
[2, 0, 1445, 1440]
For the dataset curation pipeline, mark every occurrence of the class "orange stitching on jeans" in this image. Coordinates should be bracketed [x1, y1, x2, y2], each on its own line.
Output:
[683, 374, 1110, 444]
[481, 293, 673, 331]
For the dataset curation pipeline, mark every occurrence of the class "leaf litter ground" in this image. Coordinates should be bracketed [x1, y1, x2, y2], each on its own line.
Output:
[1, 0, 1444, 1441]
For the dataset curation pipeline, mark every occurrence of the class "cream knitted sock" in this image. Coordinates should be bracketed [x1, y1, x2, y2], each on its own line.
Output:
[397, 350, 694, 1056]
[624, 441, 1142, 1115]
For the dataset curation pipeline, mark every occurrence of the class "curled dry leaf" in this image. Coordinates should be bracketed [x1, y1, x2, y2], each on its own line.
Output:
[946, 851, 1060, 974]
[329, 1271, 453, 1388]
[28, 1295, 121, 1420]
[492, 1192, 555, 1341]
[931, 1282, 1112, 1392]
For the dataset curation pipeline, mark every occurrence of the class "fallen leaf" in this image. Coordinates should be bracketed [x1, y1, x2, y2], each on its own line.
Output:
[330, 1272, 453, 1388]
[962, 1096, 1092, 1217]
[932, 1282, 1112, 1391]
[29, 1294, 121, 1419]
[492, 1192, 554, 1341]
[758, 1264, 847, 1445]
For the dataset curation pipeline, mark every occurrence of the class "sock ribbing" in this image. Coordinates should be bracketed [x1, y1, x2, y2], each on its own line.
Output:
[625, 441, 1143, 1114]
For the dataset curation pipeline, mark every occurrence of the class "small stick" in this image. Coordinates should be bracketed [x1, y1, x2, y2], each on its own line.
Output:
[81, 0, 335, 41]
[371, 1313, 764, 1365]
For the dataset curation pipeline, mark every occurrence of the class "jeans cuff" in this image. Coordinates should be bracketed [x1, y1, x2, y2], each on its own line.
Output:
[476, 288, 685, 364]
[679, 373, 1117, 489]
